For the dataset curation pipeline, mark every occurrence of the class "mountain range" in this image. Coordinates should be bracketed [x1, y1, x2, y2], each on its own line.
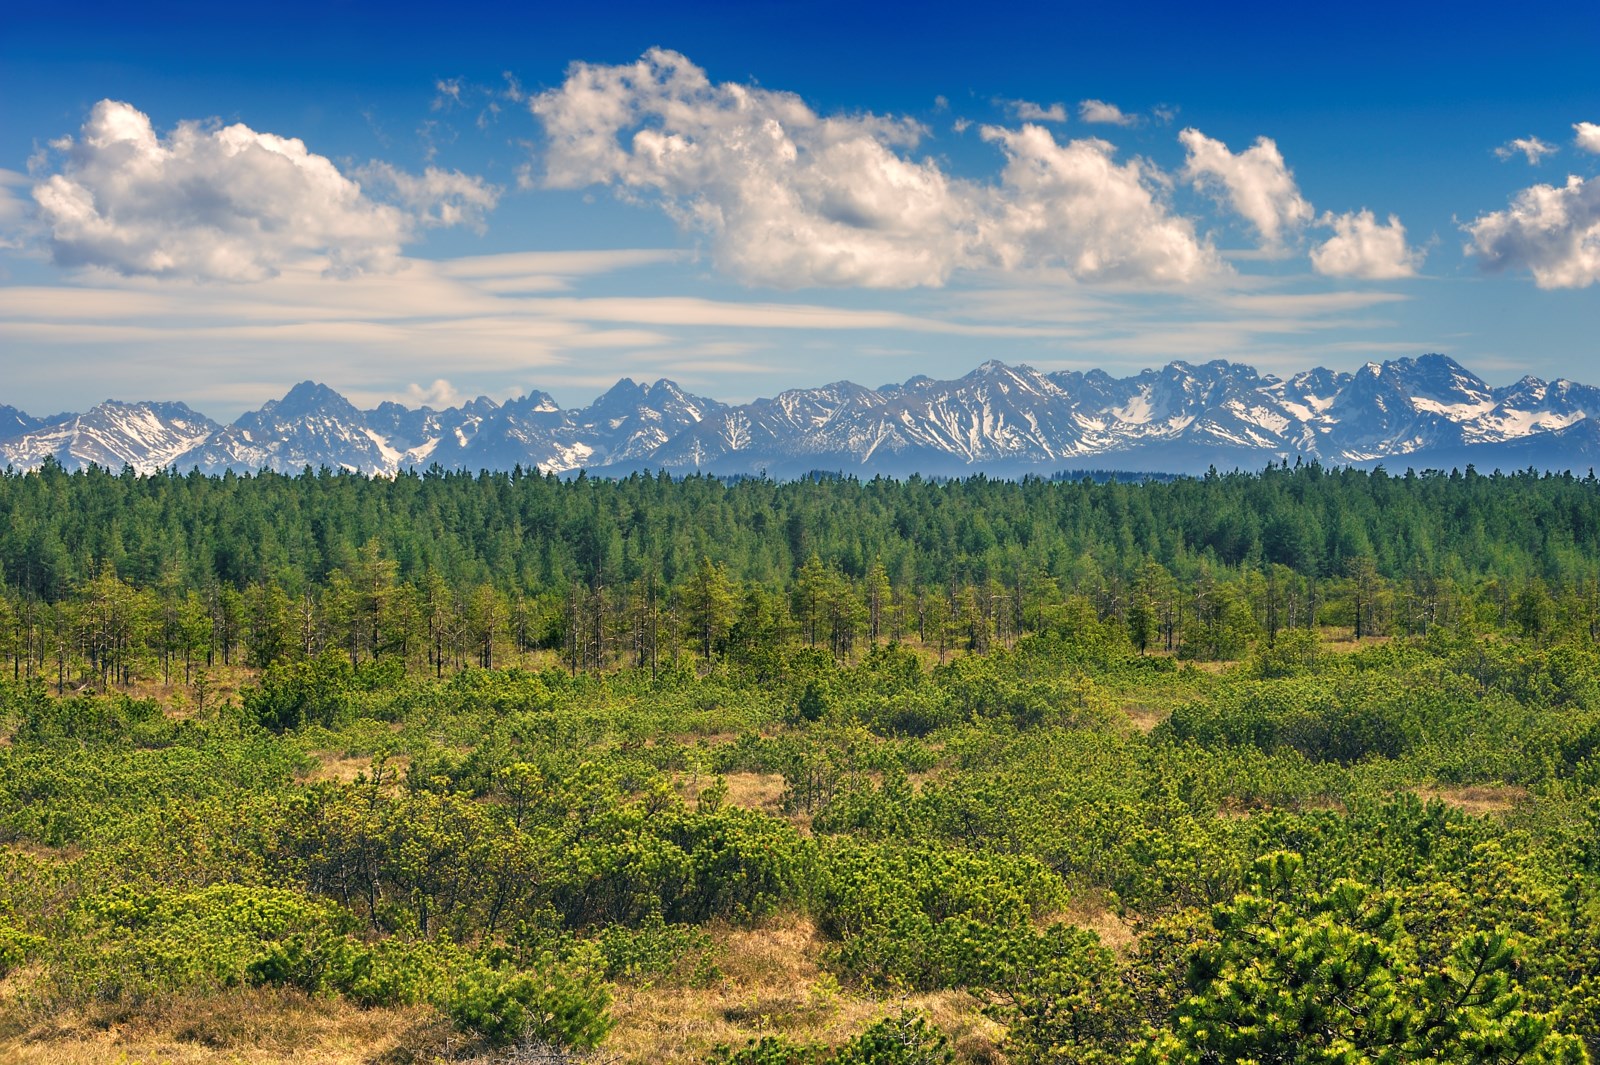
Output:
[5, 355, 1600, 479]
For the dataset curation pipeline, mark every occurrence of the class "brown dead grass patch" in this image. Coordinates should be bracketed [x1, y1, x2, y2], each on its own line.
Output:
[299, 752, 411, 785]
[1319, 629, 1394, 653]
[1416, 785, 1529, 816]
[677, 771, 788, 817]
[871, 638, 969, 671]
[607, 915, 1000, 1064]
[38, 665, 257, 720]
[1122, 703, 1166, 733]
[721, 772, 788, 814]
[2, 919, 1002, 1065]
[3, 840, 79, 864]
[684, 730, 744, 746]
[0, 986, 445, 1065]
[1058, 894, 1136, 956]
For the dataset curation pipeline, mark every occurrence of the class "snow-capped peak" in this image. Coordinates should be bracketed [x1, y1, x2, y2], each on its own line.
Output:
[4, 355, 1598, 478]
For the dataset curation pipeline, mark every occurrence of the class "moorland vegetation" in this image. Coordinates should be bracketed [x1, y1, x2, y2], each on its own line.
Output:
[0, 461, 1597, 1062]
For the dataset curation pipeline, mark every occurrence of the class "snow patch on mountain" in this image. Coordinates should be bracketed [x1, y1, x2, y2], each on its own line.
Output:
[4, 354, 1600, 477]
[0, 401, 218, 474]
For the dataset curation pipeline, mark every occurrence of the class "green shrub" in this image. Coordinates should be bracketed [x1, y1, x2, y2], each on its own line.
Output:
[712, 1011, 952, 1064]
[242, 652, 355, 732]
[0, 920, 41, 977]
[56, 884, 359, 1003]
[11, 688, 169, 747]
[441, 957, 612, 1048]
[593, 912, 711, 981]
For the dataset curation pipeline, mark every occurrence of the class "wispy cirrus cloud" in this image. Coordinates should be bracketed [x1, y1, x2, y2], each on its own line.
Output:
[0, 246, 1105, 411]
[0, 230, 1425, 417]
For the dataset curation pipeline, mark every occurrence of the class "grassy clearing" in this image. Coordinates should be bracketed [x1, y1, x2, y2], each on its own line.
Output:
[0, 915, 1008, 1065]
[1415, 784, 1530, 816]
[0, 984, 445, 1065]
[607, 915, 1001, 1064]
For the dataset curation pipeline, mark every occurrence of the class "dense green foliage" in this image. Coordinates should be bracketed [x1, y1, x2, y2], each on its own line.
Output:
[6, 461, 1600, 691]
[1, 466, 1598, 1060]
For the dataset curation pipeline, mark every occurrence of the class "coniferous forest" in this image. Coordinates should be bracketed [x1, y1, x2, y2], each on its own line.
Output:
[3, 459, 1600, 1063]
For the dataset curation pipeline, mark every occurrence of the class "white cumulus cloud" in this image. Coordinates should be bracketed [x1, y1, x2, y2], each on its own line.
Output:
[528, 49, 1217, 288]
[356, 163, 500, 232]
[1078, 100, 1136, 127]
[29, 100, 496, 282]
[1179, 128, 1313, 248]
[405, 378, 461, 407]
[1494, 136, 1558, 164]
[1575, 122, 1600, 154]
[1465, 174, 1600, 289]
[979, 126, 1217, 283]
[1310, 210, 1422, 279]
[1008, 100, 1068, 123]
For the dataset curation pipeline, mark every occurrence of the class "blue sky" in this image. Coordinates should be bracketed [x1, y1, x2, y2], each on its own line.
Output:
[3, 0, 1598, 417]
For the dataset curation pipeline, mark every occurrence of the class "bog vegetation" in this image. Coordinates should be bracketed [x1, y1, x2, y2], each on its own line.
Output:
[1, 460, 1598, 1062]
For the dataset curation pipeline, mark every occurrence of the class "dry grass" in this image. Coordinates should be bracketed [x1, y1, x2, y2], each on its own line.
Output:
[3, 840, 80, 864]
[679, 730, 744, 747]
[0, 986, 447, 1065]
[676, 771, 817, 835]
[299, 752, 412, 785]
[1318, 629, 1394, 653]
[1121, 703, 1167, 733]
[1415, 785, 1529, 816]
[676, 771, 789, 817]
[718, 773, 788, 815]
[858, 637, 973, 671]
[1058, 894, 1136, 956]
[0, 918, 1005, 1065]
[606, 915, 1002, 1064]
[26, 664, 259, 720]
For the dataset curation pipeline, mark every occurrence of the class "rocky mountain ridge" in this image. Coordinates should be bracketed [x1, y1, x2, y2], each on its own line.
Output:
[6, 355, 1599, 477]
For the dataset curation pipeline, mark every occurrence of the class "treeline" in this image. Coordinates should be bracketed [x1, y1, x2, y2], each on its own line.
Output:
[4, 459, 1600, 689]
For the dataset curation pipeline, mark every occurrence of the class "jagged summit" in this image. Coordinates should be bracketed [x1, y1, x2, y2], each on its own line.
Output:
[0, 400, 219, 475]
[271, 381, 359, 418]
[0, 405, 45, 439]
[4, 356, 1600, 478]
